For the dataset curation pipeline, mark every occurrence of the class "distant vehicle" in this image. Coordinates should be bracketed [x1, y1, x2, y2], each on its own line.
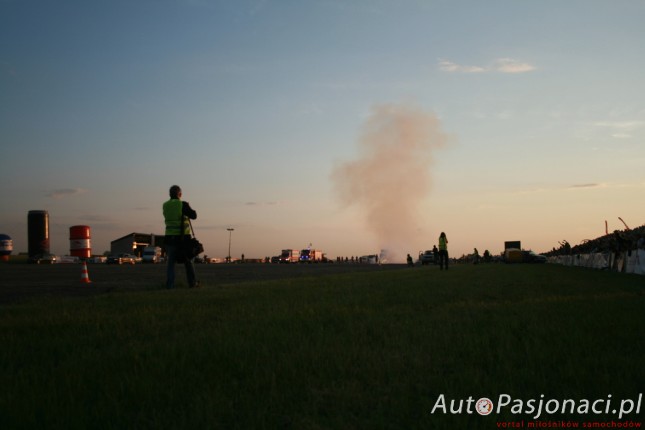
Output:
[504, 248, 523, 263]
[270, 256, 280, 264]
[124, 254, 139, 264]
[418, 250, 434, 265]
[87, 256, 107, 264]
[504, 249, 547, 264]
[522, 250, 547, 264]
[299, 249, 324, 263]
[59, 255, 80, 264]
[142, 246, 162, 264]
[107, 254, 136, 265]
[30, 253, 58, 264]
[359, 255, 378, 264]
[279, 249, 300, 263]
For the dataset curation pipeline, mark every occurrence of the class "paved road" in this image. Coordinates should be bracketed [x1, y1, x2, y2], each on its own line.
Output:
[0, 263, 408, 304]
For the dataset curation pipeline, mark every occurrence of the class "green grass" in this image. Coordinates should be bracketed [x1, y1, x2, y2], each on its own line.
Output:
[1, 264, 643, 429]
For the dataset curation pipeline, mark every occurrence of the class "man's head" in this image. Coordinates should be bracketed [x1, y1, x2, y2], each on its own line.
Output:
[169, 185, 182, 199]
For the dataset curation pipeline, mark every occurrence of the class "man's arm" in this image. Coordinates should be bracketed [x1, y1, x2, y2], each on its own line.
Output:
[182, 201, 197, 220]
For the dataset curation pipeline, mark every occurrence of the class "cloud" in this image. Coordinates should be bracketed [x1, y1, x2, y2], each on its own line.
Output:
[493, 58, 536, 73]
[568, 183, 602, 189]
[45, 188, 87, 199]
[590, 120, 645, 139]
[593, 120, 644, 129]
[438, 58, 535, 74]
[510, 183, 607, 195]
[438, 59, 485, 73]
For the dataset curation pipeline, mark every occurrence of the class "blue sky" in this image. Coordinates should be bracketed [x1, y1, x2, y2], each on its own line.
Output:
[2, 0, 644, 260]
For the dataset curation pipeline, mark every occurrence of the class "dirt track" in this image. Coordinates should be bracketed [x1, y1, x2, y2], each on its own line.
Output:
[0, 263, 408, 305]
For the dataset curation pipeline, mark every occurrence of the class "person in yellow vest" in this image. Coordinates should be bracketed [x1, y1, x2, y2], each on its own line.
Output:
[163, 185, 199, 288]
[438, 232, 449, 270]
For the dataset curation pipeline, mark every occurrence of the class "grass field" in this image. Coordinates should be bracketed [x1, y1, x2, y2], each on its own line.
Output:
[1, 264, 643, 429]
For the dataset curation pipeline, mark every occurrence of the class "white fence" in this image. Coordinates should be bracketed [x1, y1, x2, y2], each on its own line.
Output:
[548, 250, 645, 275]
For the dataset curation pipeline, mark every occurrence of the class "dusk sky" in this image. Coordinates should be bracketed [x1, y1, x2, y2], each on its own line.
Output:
[2, 0, 644, 260]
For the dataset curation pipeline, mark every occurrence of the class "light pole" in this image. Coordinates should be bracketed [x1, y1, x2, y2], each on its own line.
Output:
[227, 228, 234, 263]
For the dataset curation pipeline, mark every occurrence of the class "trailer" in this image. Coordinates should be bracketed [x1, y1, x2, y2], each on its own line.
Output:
[299, 249, 324, 263]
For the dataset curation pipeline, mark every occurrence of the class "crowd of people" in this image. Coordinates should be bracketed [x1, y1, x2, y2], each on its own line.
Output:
[545, 225, 645, 257]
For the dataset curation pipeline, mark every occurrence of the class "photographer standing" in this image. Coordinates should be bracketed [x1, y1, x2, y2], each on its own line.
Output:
[438, 232, 449, 270]
[163, 185, 199, 288]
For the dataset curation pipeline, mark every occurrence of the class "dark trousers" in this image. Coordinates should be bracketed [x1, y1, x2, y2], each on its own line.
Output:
[165, 236, 197, 288]
[438, 250, 449, 270]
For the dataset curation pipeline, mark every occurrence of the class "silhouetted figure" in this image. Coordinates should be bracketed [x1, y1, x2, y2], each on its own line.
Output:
[438, 232, 449, 270]
[407, 254, 414, 266]
[163, 185, 199, 288]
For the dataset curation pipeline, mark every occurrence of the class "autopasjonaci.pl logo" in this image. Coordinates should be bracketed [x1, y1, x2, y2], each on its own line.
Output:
[430, 394, 642, 420]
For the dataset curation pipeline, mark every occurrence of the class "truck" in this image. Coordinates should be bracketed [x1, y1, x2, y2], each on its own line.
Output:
[299, 249, 324, 263]
[504, 248, 523, 263]
[504, 248, 547, 264]
[142, 246, 162, 264]
[279, 249, 300, 263]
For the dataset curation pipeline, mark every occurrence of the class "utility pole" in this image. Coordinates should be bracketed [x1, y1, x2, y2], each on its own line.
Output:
[227, 228, 234, 263]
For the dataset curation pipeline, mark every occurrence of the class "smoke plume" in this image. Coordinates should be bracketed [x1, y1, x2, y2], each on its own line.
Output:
[332, 103, 449, 262]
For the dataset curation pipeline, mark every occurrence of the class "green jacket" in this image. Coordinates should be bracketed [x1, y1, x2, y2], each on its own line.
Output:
[439, 236, 448, 251]
[163, 199, 191, 236]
